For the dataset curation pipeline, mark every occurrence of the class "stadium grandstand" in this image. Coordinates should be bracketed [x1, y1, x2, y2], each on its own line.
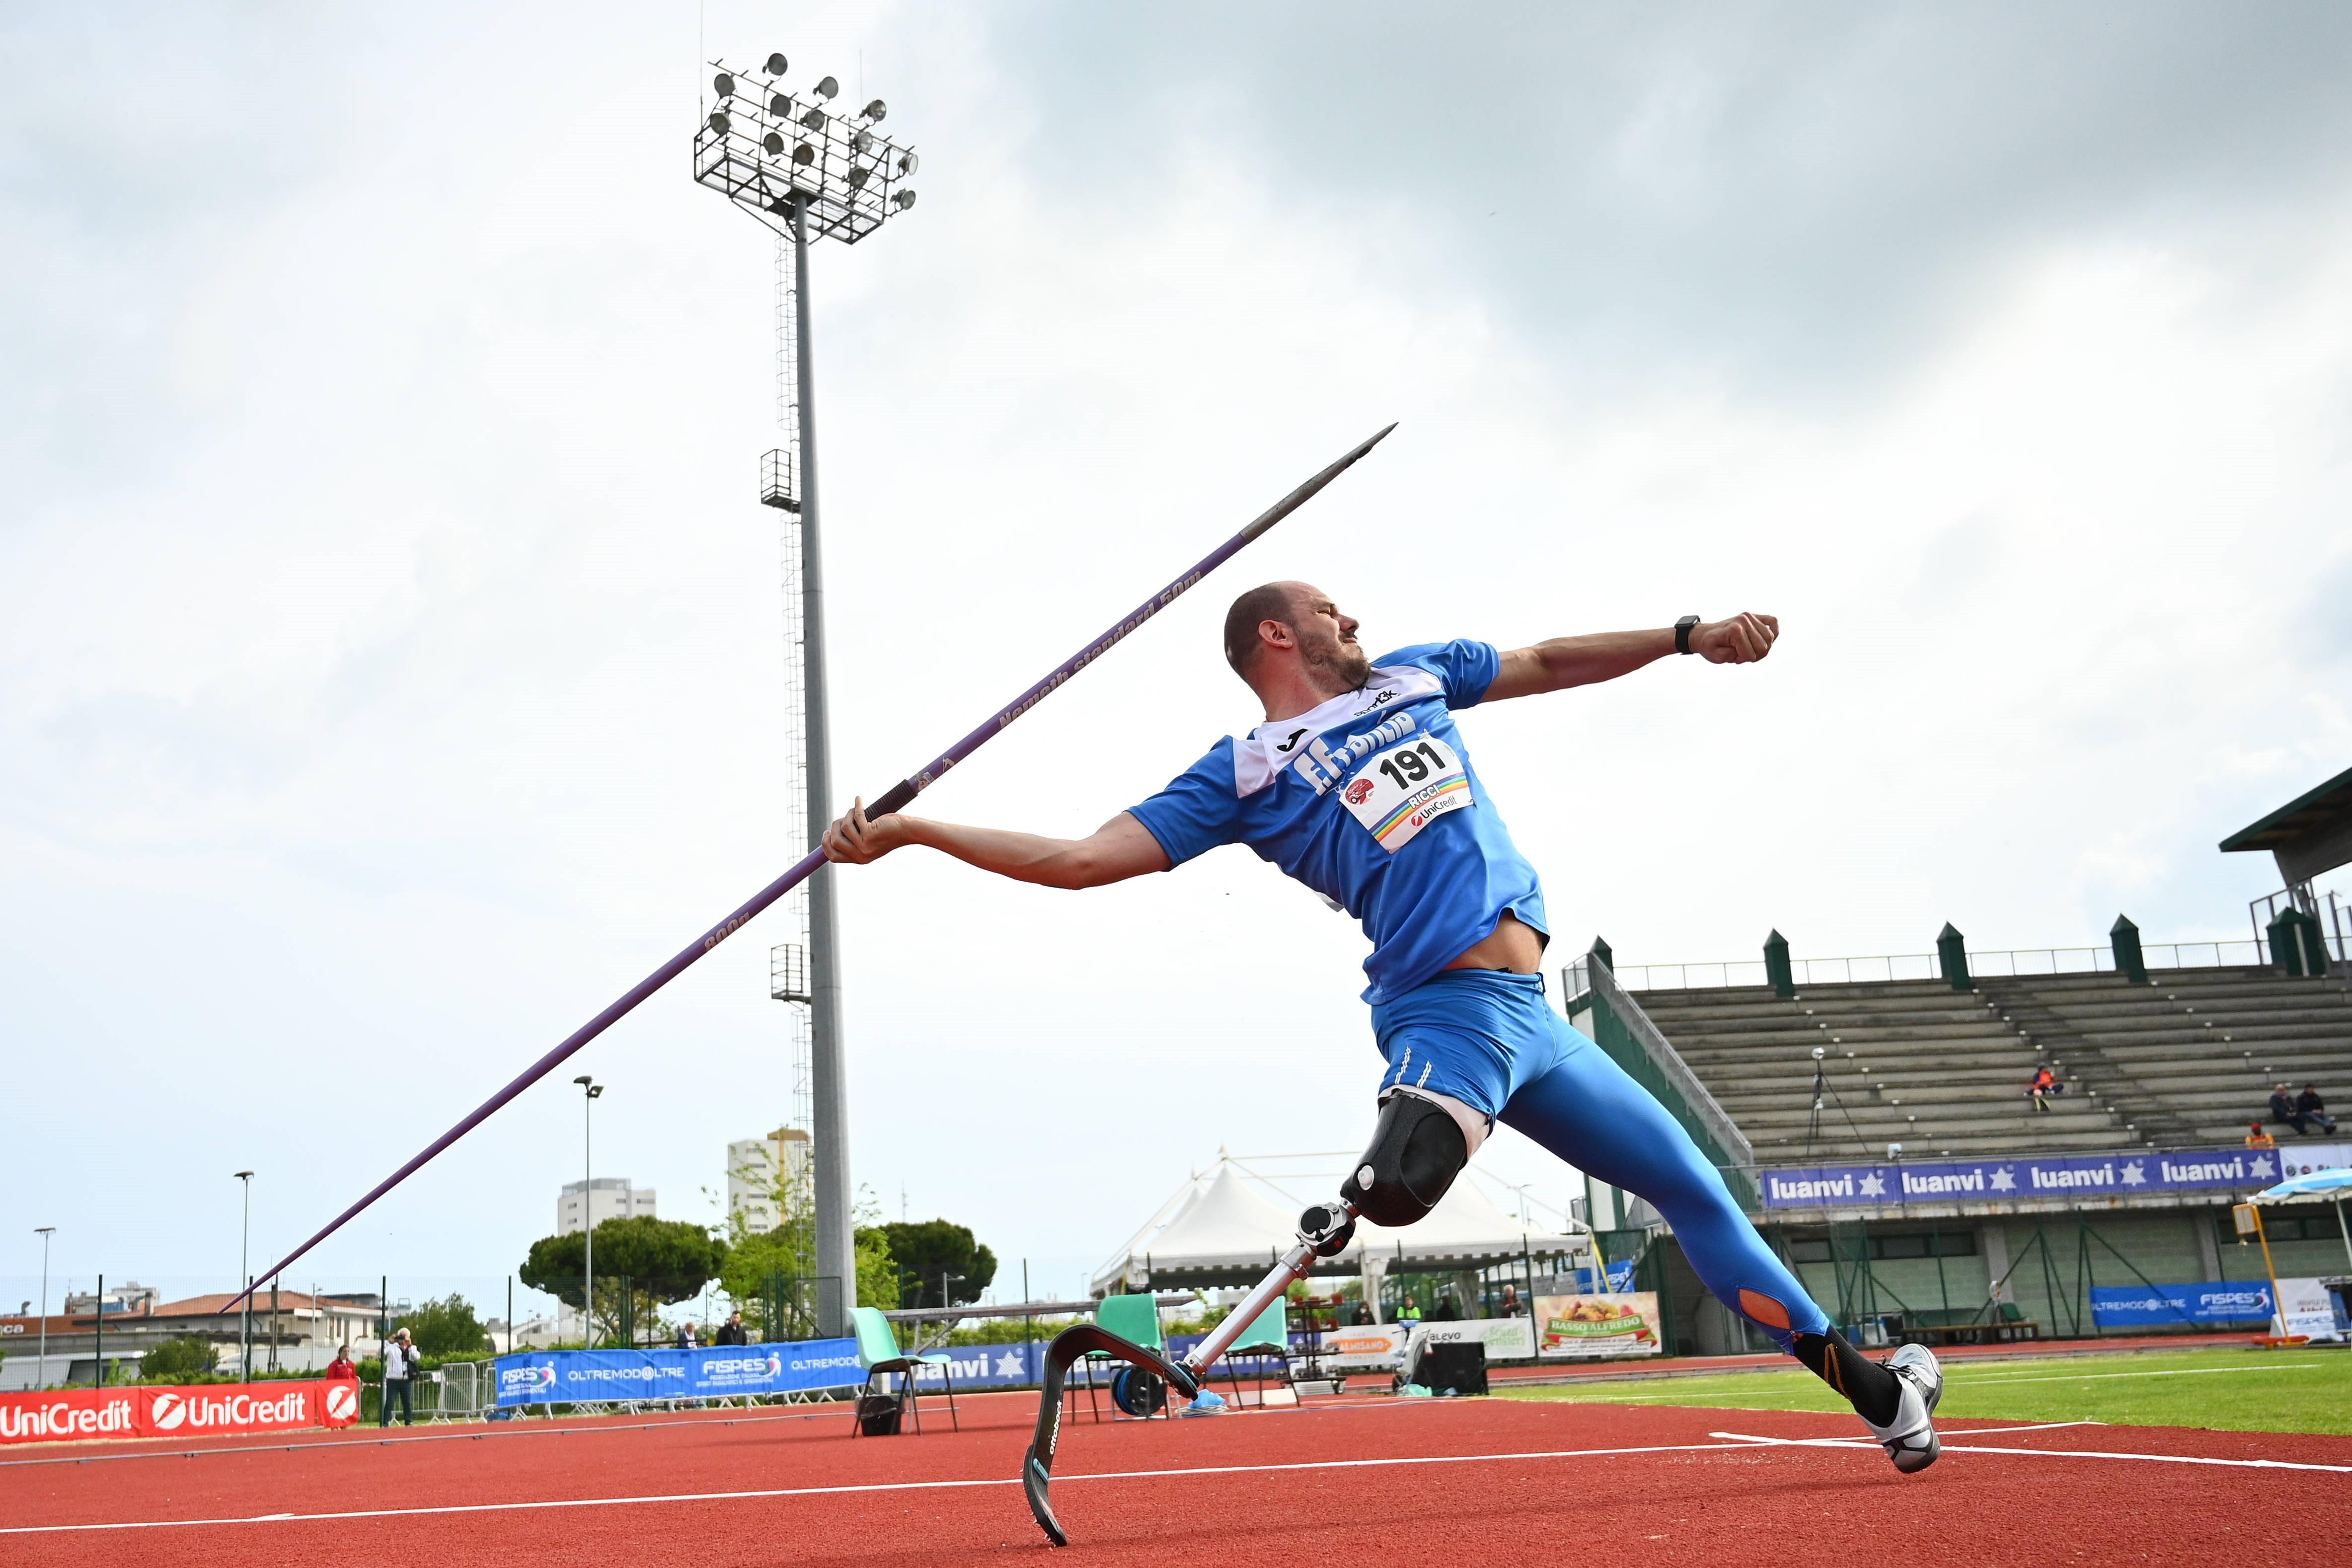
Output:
[1560, 768, 2352, 1359]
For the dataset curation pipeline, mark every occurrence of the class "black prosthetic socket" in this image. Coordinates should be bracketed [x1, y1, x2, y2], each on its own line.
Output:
[1790, 1328, 1902, 1426]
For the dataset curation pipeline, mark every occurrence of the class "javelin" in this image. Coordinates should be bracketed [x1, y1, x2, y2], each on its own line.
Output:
[230, 423, 1397, 1306]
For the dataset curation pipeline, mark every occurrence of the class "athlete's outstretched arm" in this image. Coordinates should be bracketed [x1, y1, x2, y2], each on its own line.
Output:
[822, 800, 1171, 890]
[1483, 613, 1777, 702]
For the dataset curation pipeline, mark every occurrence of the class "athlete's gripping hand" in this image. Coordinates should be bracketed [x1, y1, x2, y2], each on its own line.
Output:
[1690, 611, 1779, 665]
[823, 797, 908, 865]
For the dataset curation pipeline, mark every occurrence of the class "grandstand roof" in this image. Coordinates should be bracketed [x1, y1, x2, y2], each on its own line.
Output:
[2219, 763, 2352, 883]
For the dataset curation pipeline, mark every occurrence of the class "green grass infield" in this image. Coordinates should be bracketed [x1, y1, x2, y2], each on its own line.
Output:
[1495, 1346, 2352, 1435]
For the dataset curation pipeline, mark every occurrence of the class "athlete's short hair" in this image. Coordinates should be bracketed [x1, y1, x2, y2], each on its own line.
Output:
[1223, 582, 1298, 677]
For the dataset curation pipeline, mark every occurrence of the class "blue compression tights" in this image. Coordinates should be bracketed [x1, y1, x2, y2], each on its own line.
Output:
[1497, 1027, 1827, 1348]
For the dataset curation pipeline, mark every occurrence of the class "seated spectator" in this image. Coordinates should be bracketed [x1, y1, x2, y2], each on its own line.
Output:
[715, 1311, 750, 1346]
[2246, 1120, 2277, 1148]
[2296, 1085, 2338, 1135]
[1431, 1292, 1460, 1322]
[1349, 1300, 1374, 1326]
[1498, 1284, 1523, 1319]
[326, 1344, 356, 1381]
[2270, 1085, 2318, 1135]
[2027, 1065, 2059, 1113]
[1395, 1294, 1423, 1325]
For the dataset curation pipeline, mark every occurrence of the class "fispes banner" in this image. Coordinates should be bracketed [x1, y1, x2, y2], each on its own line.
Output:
[2086, 1282, 2275, 1327]
[494, 1340, 864, 1405]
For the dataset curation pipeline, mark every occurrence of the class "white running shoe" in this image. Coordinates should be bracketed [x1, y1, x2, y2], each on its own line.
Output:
[1863, 1343, 1943, 1474]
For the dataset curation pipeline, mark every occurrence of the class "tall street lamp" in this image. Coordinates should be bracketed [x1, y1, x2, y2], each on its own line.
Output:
[573, 1077, 602, 1345]
[233, 1172, 254, 1383]
[33, 1227, 55, 1390]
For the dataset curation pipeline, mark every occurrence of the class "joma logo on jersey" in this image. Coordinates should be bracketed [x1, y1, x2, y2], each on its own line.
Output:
[1293, 711, 1416, 795]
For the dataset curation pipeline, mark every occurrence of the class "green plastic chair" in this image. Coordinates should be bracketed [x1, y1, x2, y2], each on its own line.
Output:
[1076, 1293, 1167, 1424]
[1215, 1298, 1293, 1407]
[847, 1306, 959, 1437]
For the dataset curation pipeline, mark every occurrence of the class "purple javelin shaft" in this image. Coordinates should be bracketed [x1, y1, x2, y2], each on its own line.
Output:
[232, 423, 1395, 1305]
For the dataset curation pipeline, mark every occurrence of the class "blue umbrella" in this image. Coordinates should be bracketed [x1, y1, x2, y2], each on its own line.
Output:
[2251, 1166, 2352, 1274]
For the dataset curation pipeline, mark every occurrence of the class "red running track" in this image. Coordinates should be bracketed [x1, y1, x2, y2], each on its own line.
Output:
[2, 1390, 2346, 1568]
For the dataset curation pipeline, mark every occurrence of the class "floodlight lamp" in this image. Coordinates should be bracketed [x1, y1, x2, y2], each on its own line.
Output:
[1810, 1045, 1824, 1060]
[764, 52, 788, 75]
[763, 131, 786, 155]
[846, 164, 870, 189]
[708, 111, 730, 136]
[800, 106, 827, 130]
[852, 128, 874, 154]
[713, 73, 735, 99]
[861, 99, 887, 121]
[792, 142, 815, 166]
[896, 150, 918, 175]
[769, 92, 791, 114]
[891, 188, 916, 211]
[589, 1084, 605, 1100]
[573, 1075, 593, 1086]
[814, 75, 839, 99]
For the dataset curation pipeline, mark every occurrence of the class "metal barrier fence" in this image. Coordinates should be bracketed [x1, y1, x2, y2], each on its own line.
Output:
[1585, 937, 2335, 995]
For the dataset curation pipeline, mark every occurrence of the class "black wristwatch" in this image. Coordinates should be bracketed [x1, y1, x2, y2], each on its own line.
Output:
[1675, 615, 1701, 655]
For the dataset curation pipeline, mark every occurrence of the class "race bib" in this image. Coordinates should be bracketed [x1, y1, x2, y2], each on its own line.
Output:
[1338, 735, 1472, 852]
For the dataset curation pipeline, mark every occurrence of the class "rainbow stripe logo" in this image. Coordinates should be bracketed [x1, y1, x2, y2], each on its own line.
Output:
[1372, 777, 1470, 847]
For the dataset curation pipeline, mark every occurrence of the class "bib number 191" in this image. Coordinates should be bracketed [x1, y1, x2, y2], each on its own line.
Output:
[1340, 735, 1472, 852]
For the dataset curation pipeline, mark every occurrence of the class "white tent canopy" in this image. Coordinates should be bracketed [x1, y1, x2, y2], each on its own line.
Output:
[1342, 1174, 1582, 1268]
[1090, 1165, 1296, 1295]
[1092, 1153, 1588, 1296]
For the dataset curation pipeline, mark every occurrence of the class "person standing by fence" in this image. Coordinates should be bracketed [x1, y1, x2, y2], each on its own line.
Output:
[379, 1328, 415, 1427]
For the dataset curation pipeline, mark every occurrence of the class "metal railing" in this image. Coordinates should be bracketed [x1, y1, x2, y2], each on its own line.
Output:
[1598, 937, 2332, 995]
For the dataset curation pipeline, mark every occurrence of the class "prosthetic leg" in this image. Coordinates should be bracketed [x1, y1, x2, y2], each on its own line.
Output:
[1024, 1094, 1466, 1546]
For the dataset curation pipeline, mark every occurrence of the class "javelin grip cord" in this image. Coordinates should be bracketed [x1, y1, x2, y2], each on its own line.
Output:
[230, 424, 1396, 1308]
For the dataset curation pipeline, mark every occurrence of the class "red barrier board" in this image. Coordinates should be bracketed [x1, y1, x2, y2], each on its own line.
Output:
[0, 1379, 361, 1445]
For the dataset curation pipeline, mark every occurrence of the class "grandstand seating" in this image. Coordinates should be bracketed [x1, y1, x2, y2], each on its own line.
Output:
[1630, 967, 2352, 1161]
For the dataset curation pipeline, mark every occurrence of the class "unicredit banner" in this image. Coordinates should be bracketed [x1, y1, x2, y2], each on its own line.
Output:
[0, 1379, 361, 1446]
[1758, 1147, 2282, 1209]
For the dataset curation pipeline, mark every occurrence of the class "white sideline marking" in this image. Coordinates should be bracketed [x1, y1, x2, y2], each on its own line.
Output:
[1948, 1363, 2326, 1386]
[0, 1441, 1758, 1536]
[1711, 1430, 2352, 1474]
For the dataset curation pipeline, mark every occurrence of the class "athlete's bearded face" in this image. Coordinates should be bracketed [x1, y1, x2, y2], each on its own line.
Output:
[1289, 587, 1370, 691]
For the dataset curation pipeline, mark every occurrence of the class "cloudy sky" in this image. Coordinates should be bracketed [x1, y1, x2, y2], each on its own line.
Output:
[5, 2, 2350, 1313]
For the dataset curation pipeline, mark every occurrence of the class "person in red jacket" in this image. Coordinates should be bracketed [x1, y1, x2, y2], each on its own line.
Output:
[326, 1344, 357, 1381]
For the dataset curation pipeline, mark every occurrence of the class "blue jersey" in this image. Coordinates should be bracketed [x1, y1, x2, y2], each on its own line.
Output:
[1126, 640, 1547, 1005]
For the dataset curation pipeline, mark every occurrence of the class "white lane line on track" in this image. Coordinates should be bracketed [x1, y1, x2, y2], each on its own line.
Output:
[1711, 1420, 2094, 1446]
[0, 1441, 1764, 1535]
[1946, 1363, 2326, 1385]
[1711, 1431, 2352, 1473]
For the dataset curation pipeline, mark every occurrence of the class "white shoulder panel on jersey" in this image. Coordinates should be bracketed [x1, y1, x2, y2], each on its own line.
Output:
[1228, 665, 1444, 798]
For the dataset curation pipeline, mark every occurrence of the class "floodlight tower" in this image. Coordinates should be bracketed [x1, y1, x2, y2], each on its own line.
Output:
[693, 52, 919, 1336]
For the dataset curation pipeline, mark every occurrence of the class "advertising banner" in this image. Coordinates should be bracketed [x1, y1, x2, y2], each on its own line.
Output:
[0, 1379, 360, 1447]
[2087, 1282, 2275, 1328]
[1533, 1294, 1662, 1359]
[1413, 1317, 1537, 1361]
[2272, 1143, 2352, 1181]
[495, 1340, 863, 1406]
[1316, 1323, 1409, 1371]
[1759, 1147, 2282, 1210]
[2274, 1277, 2347, 1342]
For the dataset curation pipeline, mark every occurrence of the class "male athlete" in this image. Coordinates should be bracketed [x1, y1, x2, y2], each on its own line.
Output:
[824, 584, 1943, 1472]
